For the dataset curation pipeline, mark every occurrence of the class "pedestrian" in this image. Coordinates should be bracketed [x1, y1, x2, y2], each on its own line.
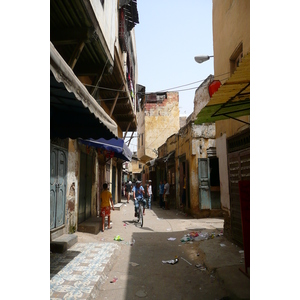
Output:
[125, 180, 132, 203]
[100, 183, 114, 232]
[132, 181, 146, 217]
[144, 182, 149, 208]
[148, 180, 152, 209]
[163, 179, 170, 210]
[159, 180, 164, 208]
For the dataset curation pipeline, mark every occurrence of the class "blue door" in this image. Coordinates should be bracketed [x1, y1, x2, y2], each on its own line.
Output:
[198, 158, 211, 209]
[50, 146, 67, 229]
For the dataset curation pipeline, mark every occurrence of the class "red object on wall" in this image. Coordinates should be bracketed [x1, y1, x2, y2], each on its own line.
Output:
[208, 80, 221, 97]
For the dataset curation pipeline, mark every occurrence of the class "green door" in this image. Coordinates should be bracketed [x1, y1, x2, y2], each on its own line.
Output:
[50, 146, 67, 229]
[198, 158, 211, 209]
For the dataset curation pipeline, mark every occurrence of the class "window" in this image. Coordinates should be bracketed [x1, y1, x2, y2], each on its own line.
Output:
[230, 43, 243, 75]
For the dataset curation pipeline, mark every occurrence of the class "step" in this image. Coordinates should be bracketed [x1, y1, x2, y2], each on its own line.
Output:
[114, 203, 123, 211]
[77, 217, 101, 235]
[50, 234, 78, 253]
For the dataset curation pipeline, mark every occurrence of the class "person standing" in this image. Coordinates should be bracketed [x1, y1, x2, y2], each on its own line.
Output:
[144, 182, 149, 208]
[163, 179, 170, 210]
[159, 180, 164, 208]
[148, 180, 152, 209]
[125, 181, 132, 203]
[100, 183, 114, 232]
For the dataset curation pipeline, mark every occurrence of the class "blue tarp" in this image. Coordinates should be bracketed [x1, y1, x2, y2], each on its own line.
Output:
[79, 138, 132, 162]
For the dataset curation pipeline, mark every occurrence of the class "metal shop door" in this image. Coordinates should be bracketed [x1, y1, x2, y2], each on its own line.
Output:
[198, 158, 211, 209]
[228, 149, 250, 246]
[78, 152, 92, 224]
[50, 146, 67, 230]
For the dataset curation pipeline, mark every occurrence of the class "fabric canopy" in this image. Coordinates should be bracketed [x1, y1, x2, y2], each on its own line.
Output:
[195, 53, 250, 124]
[50, 42, 118, 139]
[79, 138, 132, 162]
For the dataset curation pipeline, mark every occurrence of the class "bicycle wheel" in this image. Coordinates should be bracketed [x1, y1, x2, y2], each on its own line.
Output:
[139, 203, 143, 227]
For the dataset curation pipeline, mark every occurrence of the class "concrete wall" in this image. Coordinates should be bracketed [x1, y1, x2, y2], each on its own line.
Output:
[138, 92, 180, 162]
[90, 0, 116, 59]
[193, 75, 214, 120]
[161, 122, 216, 216]
[212, 0, 250, 235]
[213, 0, 250, 81]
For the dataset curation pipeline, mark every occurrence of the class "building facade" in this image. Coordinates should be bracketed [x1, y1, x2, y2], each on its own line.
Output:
[137, 92, 180, 163]
[50, 0, 139, 240]
[195, 0, 250, 246]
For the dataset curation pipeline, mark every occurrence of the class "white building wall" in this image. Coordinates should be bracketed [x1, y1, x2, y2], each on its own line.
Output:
[90, 0, 116, 58]
[216, 134, 230, 212]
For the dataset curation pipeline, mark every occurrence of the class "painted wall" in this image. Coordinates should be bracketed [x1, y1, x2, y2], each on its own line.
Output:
[90, 0, 116, 59]
[212, 0, 250, 232]
[213, 0, 250, 81]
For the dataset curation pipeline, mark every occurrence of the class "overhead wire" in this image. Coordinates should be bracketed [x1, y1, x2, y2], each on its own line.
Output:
[82, 72, 231, 101]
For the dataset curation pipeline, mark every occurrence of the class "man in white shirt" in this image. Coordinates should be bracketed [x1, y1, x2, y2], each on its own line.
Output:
[163, 179, 170, 210]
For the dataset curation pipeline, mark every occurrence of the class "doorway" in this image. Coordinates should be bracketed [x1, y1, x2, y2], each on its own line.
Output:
[78, 152, 92, 224]
[50, 146, 67, 229]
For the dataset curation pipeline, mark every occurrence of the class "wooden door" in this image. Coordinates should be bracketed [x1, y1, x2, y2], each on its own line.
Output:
[78, 153, 92, 224]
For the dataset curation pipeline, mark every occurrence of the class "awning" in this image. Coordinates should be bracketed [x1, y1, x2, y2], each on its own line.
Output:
[50, 42, 118, 139]
[195, 53, 250, 125]
[79, 138, 132, 162]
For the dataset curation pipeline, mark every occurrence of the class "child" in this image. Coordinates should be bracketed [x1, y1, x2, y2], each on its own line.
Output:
[100, 183, 114, 231]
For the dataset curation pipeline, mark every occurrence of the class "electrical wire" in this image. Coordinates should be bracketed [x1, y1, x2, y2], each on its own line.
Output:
[82, 72, 231, 99]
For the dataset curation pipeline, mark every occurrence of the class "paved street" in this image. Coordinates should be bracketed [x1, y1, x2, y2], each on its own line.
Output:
[50, 198, 249, 299]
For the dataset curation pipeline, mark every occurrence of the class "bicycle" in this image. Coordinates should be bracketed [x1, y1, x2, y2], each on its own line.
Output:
[135, 197, 145, 227]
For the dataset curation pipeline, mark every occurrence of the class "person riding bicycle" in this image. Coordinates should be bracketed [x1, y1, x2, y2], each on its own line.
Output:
[132, 181, 146, 217]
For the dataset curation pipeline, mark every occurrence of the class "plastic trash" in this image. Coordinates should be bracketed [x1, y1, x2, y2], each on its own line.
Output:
[110, 276, 118, 283]
[130, 238, 135, 246]
[168, 237, 176, 241]
[162, 256, 179, 265]
[114, 235, 123, 241]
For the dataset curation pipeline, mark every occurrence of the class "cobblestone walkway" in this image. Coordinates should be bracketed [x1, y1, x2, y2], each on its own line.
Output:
[50, 243, 119, 299]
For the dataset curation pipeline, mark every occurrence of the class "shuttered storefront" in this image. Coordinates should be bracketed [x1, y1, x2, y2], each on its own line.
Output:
[227, 129, 250, 246]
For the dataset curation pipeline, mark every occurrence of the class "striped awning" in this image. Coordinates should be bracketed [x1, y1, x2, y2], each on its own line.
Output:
[195, 53, 250, 124]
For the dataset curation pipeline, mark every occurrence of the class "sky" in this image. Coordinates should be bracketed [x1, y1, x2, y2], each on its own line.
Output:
[135, 0, 214, 117]
[128, 0, 214, 152]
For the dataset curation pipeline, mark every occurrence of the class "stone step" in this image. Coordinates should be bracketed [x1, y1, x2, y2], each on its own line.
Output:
[50, 234, 78, 253]
[114, 203, 123, 211]
[77, 217, 102, 235]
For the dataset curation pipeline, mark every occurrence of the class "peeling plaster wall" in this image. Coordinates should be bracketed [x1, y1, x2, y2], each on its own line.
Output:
[138, 92, 180, 161]
[145, 92, 179, 157]
[66, 139, 79, 232]
[175, 122, 216, 214]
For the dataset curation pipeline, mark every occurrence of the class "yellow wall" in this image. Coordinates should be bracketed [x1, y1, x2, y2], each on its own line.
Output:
[213, 0, 250, 82]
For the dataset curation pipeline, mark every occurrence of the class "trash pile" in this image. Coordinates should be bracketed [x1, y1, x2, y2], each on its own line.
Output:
[180, 231, 223, 242]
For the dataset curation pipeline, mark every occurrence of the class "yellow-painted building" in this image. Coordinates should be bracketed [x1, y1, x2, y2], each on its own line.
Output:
[195, 0, 250, 246]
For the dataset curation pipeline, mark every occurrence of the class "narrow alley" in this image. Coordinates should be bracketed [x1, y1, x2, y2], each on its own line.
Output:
[50, 198, 250, 300]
